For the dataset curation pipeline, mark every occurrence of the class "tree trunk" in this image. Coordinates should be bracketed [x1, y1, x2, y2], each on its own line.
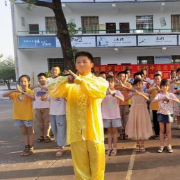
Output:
[53, 5, 76, 72]
[21, 0, 76, 71]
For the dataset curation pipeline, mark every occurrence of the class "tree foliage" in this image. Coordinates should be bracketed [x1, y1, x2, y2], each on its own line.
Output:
[13, 0, 76, 71]
[0, 57, 16, 89]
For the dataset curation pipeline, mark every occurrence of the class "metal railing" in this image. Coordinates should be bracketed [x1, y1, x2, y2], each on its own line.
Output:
[16, 0, 180, 3]
[17, 28, 180, 35]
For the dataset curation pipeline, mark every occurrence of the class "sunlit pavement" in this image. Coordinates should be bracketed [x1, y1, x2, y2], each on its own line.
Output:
[1, 99, 180, 180]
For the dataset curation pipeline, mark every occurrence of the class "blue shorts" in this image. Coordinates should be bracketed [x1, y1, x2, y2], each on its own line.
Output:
[103, 119, 122, 128]
[14, 120, 33, 127]
[157, 114, 173, 123]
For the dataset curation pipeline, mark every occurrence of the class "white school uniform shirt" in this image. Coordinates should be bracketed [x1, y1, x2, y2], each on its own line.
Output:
[47, 96, 66, 116]
[33, 86, 49, 109]
[47, 77, 66, 115]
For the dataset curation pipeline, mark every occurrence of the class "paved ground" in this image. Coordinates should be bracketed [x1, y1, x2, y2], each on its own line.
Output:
[1, 91, 180, 180]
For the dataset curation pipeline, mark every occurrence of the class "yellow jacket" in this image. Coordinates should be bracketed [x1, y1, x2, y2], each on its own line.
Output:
[48, 73, 108, 145]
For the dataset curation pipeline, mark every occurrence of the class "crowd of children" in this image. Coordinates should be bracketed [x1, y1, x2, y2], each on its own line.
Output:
[101, 68, 180, 155]
[3, 63, 180, 155]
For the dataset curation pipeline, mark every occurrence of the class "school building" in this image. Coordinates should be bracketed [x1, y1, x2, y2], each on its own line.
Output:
[12, 0, 180, 83]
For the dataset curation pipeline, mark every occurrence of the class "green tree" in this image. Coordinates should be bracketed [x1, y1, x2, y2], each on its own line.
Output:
[13, 0, 76, 71]
[0, 57, 16, 90]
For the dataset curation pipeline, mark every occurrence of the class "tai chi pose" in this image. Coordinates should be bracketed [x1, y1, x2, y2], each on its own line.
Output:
[102, 75, 124, 156]
[126, 78, 153, 152]
[32, 73, 51, 143]
[48, 51, 108, 180]
[152, 79, 179, 153]
[3, 75, 35, 156]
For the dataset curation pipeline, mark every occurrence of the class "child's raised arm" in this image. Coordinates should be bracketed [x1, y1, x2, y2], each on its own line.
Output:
[152, 95, 165, 103]
[118, 80, 133, 92]
[136, 92, 150, 101]
[2, 90, 17, 97]
[114, 94, 124, 102]
[110, 90, 124, 102]
[31, 83, 48, 91]
[41, 92, 49, 101]
[23, 91, 35, 99]
[166, 95, 179, 104]
[17, 85, 35, 99]
[126, 92, 136, 101]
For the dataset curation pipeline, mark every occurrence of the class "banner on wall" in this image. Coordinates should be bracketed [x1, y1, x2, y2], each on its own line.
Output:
[19, 36, 56, 48]
[56, 37, 96, 47]
[96, 0, 134, 1]
[138, 35, 177, 46]
[97, 36, 137, 47]
[93, 64, 180, 79]
[16, 0, 94, 2]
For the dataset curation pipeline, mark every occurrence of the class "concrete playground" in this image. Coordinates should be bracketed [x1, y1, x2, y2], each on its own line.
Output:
[1, 88, 180, 180]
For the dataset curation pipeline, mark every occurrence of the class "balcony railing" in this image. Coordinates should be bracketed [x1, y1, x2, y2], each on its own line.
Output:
[17, 28, 180, 35]
[15, 0, 180, 3]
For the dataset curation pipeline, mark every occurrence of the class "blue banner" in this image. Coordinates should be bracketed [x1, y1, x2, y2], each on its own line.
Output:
[19, 36, 56, 48]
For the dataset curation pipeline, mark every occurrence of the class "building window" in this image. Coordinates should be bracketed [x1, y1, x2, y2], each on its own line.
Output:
[172, 55, 180, 63]
[45, 17, 57, 34]
[171, 15, 180, 32]
[48, 58, 64, 71]
[81, 16, 99, 34]
[21, 17, 25, 26]
[106, 23, 116, 33]
[119, 23, 130, 33]
[137, 56, 154, 64]
[136, 15, 153, 33]
[29, 24, 39, 34]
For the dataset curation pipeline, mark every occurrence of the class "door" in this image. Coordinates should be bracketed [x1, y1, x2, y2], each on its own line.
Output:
[119, 23, 130, 33]
[106, 23, 116, 33]
[29, 24, 39, 34]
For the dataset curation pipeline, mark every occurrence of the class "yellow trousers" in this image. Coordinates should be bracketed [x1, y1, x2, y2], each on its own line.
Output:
[70, 140, 105, 180]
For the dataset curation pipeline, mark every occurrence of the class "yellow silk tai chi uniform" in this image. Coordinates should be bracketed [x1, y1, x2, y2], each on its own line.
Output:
[48, 73, 108, 180]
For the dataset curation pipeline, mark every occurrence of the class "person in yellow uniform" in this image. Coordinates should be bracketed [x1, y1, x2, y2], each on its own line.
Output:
[48, 51, 108, 180]
[3, 75, 35, 156]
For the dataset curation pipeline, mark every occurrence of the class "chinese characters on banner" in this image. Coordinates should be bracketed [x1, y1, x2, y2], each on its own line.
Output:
[93, 64, 180, 79]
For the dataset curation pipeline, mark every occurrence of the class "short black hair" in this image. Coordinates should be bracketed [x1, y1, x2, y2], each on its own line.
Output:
[142, 68, 147, 72]
[125, 69, 131, 72]
[176, 68, 180, 73]
[18, 75, 30, 83]
[51, 65, 60, 70]
[106, 75, 115, 82]
[141, 69, 148, 75]
[155, 70, 162, 74]
[160, 79, 170, 88]
[154, 73, 162, 78]
[75, 51, 94, 63]
[133, 78, 143, 86]
[118, 71, 127, 76]
[171, 70, 176, 74]
[37, 73, 47, 78]
[18, 75, 31, 87]
[133, 72, 143, 79]
[99, 71, 106, 75]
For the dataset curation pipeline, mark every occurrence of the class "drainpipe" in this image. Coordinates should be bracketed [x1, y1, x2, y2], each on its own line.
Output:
[10, 1, 19, 80]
